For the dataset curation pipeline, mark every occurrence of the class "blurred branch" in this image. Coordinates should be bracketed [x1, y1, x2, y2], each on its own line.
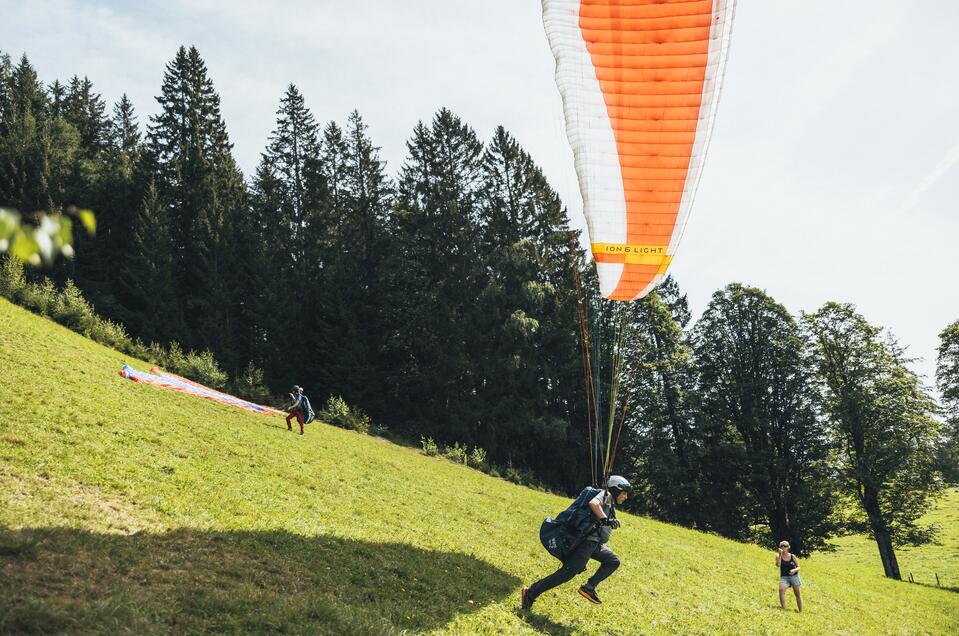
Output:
[0, 207, 96, 267]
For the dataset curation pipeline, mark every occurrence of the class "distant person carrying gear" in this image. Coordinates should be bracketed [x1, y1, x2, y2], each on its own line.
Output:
[522, 475, 632, 609]
[285, 385, 314, 435]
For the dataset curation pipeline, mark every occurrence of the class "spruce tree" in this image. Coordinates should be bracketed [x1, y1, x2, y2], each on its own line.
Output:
[62, 76, 109, 162]
[58, 75, 110, 287]
[316, 120, 348, 260]
[0, 52, 15, 202]
[309, 111, 392, 412]
[146, 46, 247, 353]
[0, 55, 58, 214]
[475, 125, 545, 458]
[248, 84, 324, 389]
[0, 52, 12, 117]
[474, 125, 586, 487]
[267, 85, 321, 247]
[343, 110, 391, 285]
[10, 55, 46, 116]
[118, 179, 175, 341]
[47, 79, 66, 119]
[88, 95, 144, 314]
[386, 109, 486, 441]
[247, 156, 293, 386]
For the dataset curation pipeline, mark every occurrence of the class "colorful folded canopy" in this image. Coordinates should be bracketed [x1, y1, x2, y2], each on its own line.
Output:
[119, 365, 285, 416]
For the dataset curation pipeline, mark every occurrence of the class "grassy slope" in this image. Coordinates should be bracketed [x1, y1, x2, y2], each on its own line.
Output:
[830, 489, 959, 591]
[1, 296, 957, 635]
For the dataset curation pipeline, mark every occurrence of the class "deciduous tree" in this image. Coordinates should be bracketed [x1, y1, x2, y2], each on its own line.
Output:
[805, 302, 943, 577]
[693, 284, 835, 554]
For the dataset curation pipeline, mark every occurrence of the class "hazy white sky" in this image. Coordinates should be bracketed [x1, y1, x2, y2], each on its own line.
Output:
[3, 0, 957, 384]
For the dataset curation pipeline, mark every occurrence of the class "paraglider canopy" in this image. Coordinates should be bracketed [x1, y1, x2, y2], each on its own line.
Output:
[542, 0, 736, 301]
[541, 0, 736, 486]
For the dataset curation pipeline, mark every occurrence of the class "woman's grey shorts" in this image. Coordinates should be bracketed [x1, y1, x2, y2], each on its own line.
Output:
[780, 574, 802, 588]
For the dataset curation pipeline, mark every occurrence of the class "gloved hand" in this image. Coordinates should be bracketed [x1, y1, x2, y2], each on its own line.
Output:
[599, 517, 621, 529]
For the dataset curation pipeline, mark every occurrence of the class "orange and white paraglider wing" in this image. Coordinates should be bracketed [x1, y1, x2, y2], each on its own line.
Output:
[542, 0, 735, 301]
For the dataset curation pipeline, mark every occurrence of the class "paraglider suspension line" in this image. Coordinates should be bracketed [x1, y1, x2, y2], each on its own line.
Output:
[570, 236, 597, 487]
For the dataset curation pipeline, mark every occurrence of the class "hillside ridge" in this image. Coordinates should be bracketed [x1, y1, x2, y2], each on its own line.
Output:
[1, 297, 957, 635]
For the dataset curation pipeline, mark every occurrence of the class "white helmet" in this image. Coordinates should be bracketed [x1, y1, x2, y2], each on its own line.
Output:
[607, 475, 632, 497]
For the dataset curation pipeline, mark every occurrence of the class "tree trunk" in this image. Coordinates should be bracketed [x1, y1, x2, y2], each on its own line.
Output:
[872, 526, 901, 579]
[784, 494, 802, 555]
[769, 507, 789, 550]
[863, 488, 901, 579]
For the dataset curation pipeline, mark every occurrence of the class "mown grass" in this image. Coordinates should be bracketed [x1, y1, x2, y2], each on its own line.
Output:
[1, 296, 957, 635]
[829, 489, 959, 591]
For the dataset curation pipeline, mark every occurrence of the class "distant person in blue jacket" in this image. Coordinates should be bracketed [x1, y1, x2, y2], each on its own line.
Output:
[285, 385, 313, 435]
[522, 475, 632, 609]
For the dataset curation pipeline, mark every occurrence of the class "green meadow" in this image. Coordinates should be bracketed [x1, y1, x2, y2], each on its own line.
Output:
[1, 297, 957, 635]
[829, 491, 958, 591]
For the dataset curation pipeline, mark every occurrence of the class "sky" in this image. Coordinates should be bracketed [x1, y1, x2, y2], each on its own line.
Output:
[3, 0, 957, 385]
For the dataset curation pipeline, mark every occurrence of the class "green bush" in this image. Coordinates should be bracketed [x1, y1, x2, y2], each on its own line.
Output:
[149, 343, 227, 390]
[139, 341, 229, 393]
[107, 319, 133, 351]
[53, 280, 96, 332]
[22, 278, 58, 316]
[419, 439, 492, 473]
[320, 395, 350, 426]
[147, 341, 168, 367]
[163, 342, 188, 373]
[502, 461, 541, 488]
[443, 442, 467, 465]
[414, 435, 542, 486]
[87, 317, 130, 351]
[319, 395, 370, 433]
[180, 350, 228, 390]
[231, 362, 272, 403]
[125, 337, 152, 362]
[469, 446, 489, 472]
[369, 421, 390, 437]
[420, 436, 440, 457]
[353, 416, 372, 435]
[0, 256, 26, 299]
[504, 462, 523, 485]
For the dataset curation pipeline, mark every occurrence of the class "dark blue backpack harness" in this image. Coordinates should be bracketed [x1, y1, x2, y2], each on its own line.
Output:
[296, 394, 315, 424]
[540, 486, 613, 561]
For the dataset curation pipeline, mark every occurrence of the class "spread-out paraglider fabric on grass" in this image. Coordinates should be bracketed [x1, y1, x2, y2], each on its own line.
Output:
[118, 365, 285, 416]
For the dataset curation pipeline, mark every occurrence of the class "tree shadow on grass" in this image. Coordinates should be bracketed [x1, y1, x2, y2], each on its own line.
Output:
[0, 526, 519, 634]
